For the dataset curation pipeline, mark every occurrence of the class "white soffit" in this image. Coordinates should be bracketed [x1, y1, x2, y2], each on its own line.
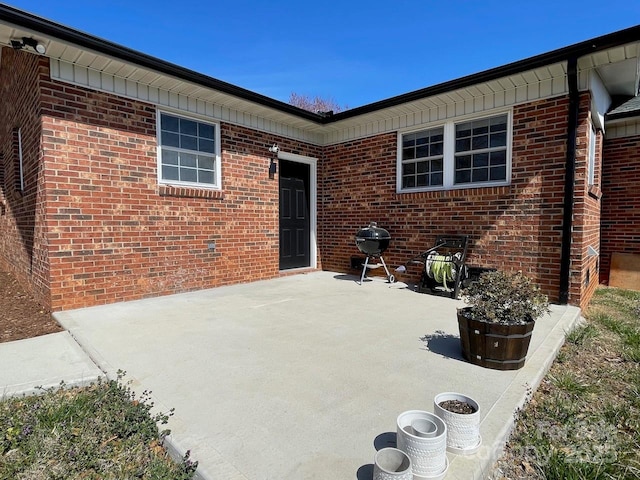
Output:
[2, 17, 640, 145]
[606, 119, 640, 139]
[579, 42, 639, 96]
[0, 20, 327, 142]
[323, 63, 570, 144]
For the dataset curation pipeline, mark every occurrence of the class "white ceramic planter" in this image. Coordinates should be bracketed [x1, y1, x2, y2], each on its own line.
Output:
[396, 410, 448, 480]
[373, 448, 413, 480]
[411, 418, 438, 438]
[433, 392, 481, 455]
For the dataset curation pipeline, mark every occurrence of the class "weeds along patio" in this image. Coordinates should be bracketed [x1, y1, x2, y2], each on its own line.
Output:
[55, 271, 580, 480]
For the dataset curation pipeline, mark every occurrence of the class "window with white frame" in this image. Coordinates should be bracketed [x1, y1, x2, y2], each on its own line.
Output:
[158, 112, 219, 188]
[399, 112, 510, 191]
[401, 127, 444, 188]
[588, 124, 596, 186]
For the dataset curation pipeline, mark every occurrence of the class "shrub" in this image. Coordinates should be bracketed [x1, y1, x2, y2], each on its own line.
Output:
[462, 270, 549, 325]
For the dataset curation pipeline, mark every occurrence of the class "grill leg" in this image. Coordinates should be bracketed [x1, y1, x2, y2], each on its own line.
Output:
[359, 256, 370, 285]
[379, 256, 395, 283]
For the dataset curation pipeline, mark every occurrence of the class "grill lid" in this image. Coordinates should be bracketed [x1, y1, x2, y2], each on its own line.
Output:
[355, 222, 391, 240]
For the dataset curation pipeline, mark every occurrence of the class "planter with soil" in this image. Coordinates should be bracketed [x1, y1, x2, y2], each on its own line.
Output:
[458, 270, 549, 371]
[433, 392, 481, 455]
[457, 308, 535, 370]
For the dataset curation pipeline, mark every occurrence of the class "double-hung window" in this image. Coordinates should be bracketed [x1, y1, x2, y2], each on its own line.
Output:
[158, 112, 220, 188]
[401, 127, 444, 189]
[399, 112, 510, 191]
[454, 115, 508, 185]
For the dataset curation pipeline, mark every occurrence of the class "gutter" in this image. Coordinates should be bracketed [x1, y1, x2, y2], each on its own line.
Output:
[330, 26, 640, 122]
[606, 108, 640, 121]
[558, 57, 579, 305]
[3, 4, 640, 124]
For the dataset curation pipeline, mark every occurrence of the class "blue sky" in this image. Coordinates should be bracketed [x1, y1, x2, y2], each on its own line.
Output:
[6, 1, 640, 109]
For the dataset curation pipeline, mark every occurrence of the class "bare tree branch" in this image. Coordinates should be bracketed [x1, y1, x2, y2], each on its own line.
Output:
[289, 93, 347, 114]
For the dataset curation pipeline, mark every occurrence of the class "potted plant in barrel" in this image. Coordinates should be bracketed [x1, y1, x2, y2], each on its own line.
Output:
[457, 270, 549, 370]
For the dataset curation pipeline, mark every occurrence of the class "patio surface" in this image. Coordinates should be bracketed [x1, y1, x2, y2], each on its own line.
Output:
[50, 271, 580, 480]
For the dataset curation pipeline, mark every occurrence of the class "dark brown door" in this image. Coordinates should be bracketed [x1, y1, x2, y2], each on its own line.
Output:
[279, 160, 310, 270]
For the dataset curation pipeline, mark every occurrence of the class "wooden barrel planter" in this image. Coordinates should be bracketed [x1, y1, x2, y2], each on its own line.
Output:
[457, 307, 535, 370]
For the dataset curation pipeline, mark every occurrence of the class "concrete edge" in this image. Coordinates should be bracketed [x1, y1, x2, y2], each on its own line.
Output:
[162, 433, 225, 480]
[54, 313, 236, 480]
[0, 330, 104, 399]
[1, 375, 101, 400]
[116, 380, 244, 480]
[54, 312, 117, 378]
[445, 306, 583, 479]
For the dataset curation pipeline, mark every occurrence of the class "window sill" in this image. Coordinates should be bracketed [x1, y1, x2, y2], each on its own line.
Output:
[588, 185, 602, 200]
[397, 184, 510, 197]
[158, 184, 224, 199]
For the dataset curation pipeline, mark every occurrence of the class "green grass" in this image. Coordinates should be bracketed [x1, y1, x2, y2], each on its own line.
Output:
[0, 372, 197, 479]
[565, 323, 598, 347]
[592, 300, 640, 363]
[548, 372, 596, 397]
[494, 287, 640, 479]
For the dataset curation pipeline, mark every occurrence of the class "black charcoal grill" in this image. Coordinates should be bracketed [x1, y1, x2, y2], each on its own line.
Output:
[355, 222, 395, 284]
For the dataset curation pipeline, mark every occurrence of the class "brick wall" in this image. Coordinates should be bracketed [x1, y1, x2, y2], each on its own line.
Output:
[571, 95, 602, 308]
[1, 47, 602, 309]
[601, 132, 640, 284]
[0, 48, 51, 307]
[320, 96, 586, 304]
[37, 74, 321, 310]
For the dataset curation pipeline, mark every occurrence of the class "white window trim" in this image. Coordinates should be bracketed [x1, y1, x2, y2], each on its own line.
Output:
[397, 110, 513, 193]
[156, 109, 222, 189]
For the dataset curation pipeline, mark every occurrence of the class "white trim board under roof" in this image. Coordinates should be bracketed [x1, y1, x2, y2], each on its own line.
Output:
[48, 59, 327, 145]
[606, 119, 640, 139]
[1, 4, 640, 145]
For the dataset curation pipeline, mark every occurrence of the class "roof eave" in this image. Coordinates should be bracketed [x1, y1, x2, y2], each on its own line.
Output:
[3, 4, 640, 125]
[606, 110, 640, 121]
[0, 3, 328, 124]
[330, 25, 640, 122]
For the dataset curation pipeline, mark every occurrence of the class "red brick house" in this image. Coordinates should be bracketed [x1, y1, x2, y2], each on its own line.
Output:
[1, 4, 639, 311]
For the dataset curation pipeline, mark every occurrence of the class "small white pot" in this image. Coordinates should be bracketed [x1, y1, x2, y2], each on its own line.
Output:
[411, 418, 438, 438]
[433, 392, 481, 455]
[396, 410, 448, 479]
[373, 448, 413, 480]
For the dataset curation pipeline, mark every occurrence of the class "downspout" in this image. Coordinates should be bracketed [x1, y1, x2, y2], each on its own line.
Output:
[558, 56, 579, 304]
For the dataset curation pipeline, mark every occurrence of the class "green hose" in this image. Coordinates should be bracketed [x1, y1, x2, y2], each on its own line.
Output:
[430, 255, 454, 288]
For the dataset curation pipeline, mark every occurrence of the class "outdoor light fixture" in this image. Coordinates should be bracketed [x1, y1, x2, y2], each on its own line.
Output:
[268, 144, 279, 176]
[11, 37, 46, 55]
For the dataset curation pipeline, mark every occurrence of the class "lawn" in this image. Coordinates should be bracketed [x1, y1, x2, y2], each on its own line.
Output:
[493, 287, 640, 479]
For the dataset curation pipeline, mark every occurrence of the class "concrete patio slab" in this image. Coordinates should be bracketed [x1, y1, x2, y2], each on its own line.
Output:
[54, 271, 581, 480]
